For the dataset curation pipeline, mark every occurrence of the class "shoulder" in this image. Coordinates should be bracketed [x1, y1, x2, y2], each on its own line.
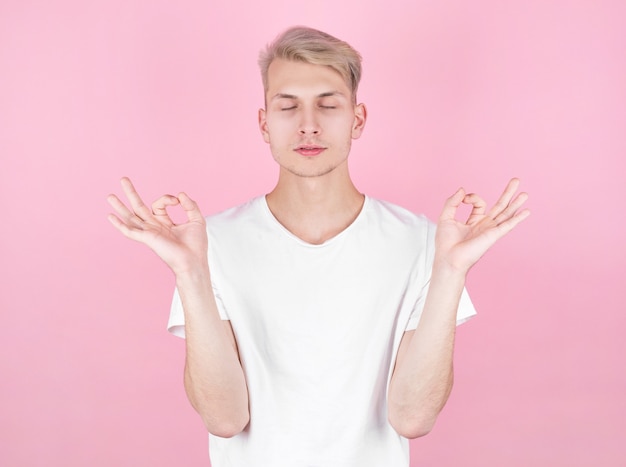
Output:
[205, 196, 267, 232]
[203, 197, 270, 265]
[357, 197, 437, 256]
[356, 197, 436, 266]
[364, 197, 435, 235]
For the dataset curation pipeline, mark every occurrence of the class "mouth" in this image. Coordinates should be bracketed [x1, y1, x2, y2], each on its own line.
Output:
[294, 145, 326, 157]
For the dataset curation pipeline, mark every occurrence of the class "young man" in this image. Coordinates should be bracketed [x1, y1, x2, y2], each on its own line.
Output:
[108, 26, 529, 466]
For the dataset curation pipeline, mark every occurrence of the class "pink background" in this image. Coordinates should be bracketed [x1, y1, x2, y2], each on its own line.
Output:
[2, 1, 625, 466]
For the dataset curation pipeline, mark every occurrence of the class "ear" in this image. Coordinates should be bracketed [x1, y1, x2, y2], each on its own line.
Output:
[258, 108, 270, 144]
[351, 103, 367, 139]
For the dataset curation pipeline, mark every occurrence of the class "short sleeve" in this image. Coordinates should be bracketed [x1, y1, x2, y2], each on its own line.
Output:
[403, 221, 477, 331]
[167, 287, 186, 338]
[166, 281, 230, 339]
[404, 286, 476, 331]
[166, 221, 231, 338]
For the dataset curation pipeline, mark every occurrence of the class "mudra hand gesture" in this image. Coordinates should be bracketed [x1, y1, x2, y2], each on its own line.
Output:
[107, 177, 209, 275]
[435, 178, 530, 273]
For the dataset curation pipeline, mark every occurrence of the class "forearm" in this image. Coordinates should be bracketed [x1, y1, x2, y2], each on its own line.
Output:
[177, 268, 249, 437]
[388, 261, 466, 438]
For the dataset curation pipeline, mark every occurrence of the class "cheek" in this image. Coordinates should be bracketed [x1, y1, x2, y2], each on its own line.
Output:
[328, 115, 357, 139]
[265, 116, 294, 139]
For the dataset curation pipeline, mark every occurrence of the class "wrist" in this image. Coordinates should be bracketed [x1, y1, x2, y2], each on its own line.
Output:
[431, 256, 469, 282]
[174, 262, 211, 285]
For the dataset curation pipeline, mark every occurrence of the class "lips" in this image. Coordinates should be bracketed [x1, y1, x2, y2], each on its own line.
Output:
[295, 145, 326, 157]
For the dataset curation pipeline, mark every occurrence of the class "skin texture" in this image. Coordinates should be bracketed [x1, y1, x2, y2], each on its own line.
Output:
[107, 59, 530, 439]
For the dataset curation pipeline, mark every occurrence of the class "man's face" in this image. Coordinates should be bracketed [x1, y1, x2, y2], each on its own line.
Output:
[258, 59, 366, 179]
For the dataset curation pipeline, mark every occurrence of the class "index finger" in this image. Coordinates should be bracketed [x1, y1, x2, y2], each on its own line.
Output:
[487, 178, 520, 219]
[120, 177, 152, 220]
[439, 187, 466, 222]
[178, 192, 206, 224]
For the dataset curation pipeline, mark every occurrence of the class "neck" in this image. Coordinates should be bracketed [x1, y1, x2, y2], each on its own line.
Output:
[266, 165, 364, 245]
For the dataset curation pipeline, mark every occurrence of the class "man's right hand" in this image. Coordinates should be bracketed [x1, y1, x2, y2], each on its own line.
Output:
[107, 177, 209, 275]
[108, 177, 249, 436]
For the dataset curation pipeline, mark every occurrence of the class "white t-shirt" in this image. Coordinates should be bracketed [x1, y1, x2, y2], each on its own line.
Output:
[168, 195, 476, 467]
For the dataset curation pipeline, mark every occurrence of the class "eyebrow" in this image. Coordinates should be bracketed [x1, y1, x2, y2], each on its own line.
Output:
[270, 91, 346, 101]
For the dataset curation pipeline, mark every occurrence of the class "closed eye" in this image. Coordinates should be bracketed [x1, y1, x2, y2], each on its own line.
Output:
[281, 106, 297, 111]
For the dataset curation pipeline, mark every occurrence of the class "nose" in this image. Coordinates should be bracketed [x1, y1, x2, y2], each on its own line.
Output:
[298, 108, 320, 135]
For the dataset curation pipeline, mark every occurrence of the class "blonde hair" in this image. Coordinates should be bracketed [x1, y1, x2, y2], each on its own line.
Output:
[258, 26, 362, 102]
